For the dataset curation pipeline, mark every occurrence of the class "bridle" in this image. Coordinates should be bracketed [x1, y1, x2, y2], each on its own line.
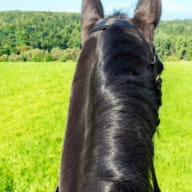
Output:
[89, 18, 137, 33]
[89, 18, 162, 89]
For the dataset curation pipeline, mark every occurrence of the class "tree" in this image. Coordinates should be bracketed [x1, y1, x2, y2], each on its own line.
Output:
[175, 37, 187, 59]
[186, 37, 192, 60]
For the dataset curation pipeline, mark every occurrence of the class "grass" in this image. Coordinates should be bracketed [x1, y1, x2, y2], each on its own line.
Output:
[0, 62, 76, 192]
[0, 61, 192, 191]
[155, 61, 192, 192]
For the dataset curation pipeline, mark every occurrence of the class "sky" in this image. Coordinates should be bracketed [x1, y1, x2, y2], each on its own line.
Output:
[0, 0, 192, 20]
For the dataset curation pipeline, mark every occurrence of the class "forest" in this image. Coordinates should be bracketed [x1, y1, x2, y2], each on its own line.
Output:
[0, 11, 192, 61]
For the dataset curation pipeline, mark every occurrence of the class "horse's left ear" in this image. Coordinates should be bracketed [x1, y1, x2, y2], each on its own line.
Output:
[81, 0, 104, 45]
[133, 0, 161, 47]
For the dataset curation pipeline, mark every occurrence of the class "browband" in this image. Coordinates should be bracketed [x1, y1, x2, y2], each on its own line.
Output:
[89, 18, 135, 34]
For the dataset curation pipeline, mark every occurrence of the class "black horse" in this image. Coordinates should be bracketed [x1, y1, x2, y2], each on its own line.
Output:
[57, 0, 163, 191]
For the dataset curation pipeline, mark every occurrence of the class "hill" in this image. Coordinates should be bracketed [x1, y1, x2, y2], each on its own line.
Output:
[0, 11, 192, 61]
[155, 20, 192, 60]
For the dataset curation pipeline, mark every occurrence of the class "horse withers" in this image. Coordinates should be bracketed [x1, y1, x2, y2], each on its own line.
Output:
[58, 0, 163, 191]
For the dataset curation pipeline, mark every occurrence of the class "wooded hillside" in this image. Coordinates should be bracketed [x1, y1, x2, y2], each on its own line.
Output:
[155, 20, 192, 60]
[0, 11, 191, 61]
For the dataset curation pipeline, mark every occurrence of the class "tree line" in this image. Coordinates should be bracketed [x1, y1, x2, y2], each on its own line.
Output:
[155, 20, 192, 61]
[0, 11, 192, 62]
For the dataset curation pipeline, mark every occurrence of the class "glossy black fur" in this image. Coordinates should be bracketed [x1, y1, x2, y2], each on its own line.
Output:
[58, 0, 163, 191]
[78, 23, 163, 192]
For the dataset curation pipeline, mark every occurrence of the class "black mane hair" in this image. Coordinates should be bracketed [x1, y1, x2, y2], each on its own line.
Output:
[78, 23, 162, 191]
[59, 1, 163, 191]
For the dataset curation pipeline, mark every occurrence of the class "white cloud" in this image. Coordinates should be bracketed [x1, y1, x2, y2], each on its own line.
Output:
[103, 0, 136, 15]
[161, 0, 192, 19]
[101, 0, 192, 20]
[105, 2, 131, 11]
[163, 0, 191, 13]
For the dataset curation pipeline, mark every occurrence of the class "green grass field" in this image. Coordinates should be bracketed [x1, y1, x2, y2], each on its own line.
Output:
[0, 61, 192, 192]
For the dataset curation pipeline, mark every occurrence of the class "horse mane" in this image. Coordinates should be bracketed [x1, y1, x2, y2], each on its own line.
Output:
[78, 21, 162, 192]
[59, 0, 163, 189]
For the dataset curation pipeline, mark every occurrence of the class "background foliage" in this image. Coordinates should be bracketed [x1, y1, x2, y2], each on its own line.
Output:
[155, 20, 192, 60]
[0, 11, 192, 61]
[0, 11, 81, 62]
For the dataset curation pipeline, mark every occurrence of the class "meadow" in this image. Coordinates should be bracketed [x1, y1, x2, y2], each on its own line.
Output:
[0, 61, 192, 192]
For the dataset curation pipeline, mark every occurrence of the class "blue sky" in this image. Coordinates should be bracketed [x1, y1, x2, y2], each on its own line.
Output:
[0, 0, 192, 20]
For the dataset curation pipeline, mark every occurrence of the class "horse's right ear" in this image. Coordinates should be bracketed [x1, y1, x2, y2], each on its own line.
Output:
[133, 0, 161, 48]
[81, 0, 104, 45]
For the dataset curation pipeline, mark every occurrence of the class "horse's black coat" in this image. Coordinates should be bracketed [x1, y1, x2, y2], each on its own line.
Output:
[58, 0, 163, 192]
[78, 22, 163, 192]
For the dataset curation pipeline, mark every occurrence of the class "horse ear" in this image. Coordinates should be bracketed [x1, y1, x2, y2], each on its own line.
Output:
[133, 0, 161, 47]
[81, 0, 104, 45]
